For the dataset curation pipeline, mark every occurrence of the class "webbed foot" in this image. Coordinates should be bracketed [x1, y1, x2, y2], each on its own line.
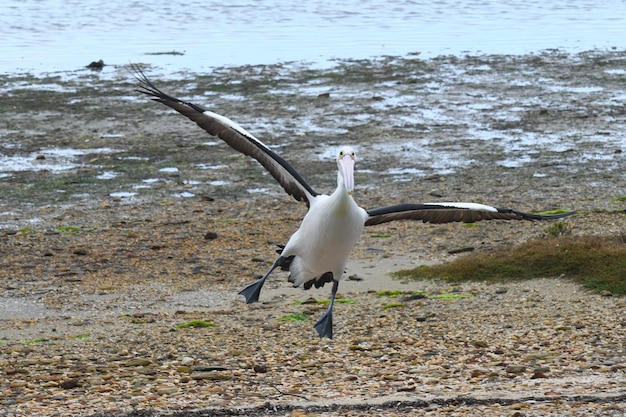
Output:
[238, 256, 287, 303]
[313, 309, 333, 339]
[238, 277, 266, 304]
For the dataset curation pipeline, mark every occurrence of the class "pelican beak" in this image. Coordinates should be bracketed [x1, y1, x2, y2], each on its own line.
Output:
[339, 153, 355, 195]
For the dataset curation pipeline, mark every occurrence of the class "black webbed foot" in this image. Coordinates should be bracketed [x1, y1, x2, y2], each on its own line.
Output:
[238, 277, 266, 304]
[312, 280, 339, 339]
[313, 309, 334, 339]
[238, 256, 287, 303]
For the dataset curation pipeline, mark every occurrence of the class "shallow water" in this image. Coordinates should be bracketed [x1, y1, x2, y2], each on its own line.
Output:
[1, 50, 625, 212]
[0, 147, 119, 172]
[2, 0, 625, 74]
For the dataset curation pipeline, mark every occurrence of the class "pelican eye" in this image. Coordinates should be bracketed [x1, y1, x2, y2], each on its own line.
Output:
[339, 150, 344, 157]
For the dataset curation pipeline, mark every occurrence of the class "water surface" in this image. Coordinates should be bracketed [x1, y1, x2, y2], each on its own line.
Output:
[1, 0, 625, 74]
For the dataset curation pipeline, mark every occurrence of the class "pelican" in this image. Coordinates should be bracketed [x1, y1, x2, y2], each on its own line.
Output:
[132, 66, 576, 339]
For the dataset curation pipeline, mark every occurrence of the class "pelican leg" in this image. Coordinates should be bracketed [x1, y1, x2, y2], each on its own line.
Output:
[314, 280, 339, 339]
[239, 257, 285, 304]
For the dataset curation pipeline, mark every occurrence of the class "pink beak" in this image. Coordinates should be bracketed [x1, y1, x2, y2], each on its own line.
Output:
[339, 154, 355, 194]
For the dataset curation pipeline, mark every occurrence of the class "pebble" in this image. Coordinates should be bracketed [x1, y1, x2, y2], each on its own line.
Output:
[59, 379, 81, 389]
[123, 358, 152, 367]
[191, 372, 232, 381]
[180, 357, 195, 366]
[506, 366, 527, 375]
[253, 364, 268, 373]
[156, 386, 178, 395]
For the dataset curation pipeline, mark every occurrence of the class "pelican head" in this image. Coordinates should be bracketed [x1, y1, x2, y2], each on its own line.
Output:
[337, 146, 356, 195]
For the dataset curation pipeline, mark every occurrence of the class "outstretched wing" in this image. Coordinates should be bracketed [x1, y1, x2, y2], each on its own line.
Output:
[131, 64, 318, 204]
[365, 202, 576, 226]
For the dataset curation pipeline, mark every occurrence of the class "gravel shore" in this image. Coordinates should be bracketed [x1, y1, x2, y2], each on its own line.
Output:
[1, 49, 625, 416]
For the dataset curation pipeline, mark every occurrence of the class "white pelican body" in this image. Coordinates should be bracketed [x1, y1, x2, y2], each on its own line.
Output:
[132, 65, 576, 339]
[284, 185, 367, 289]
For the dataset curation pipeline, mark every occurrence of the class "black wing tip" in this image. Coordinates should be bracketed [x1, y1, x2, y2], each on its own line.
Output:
[502, 208, 578, 220]
[128, 63, 209, 113]
[128, 63, 155, 93]
[129, 64, 168, 100]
